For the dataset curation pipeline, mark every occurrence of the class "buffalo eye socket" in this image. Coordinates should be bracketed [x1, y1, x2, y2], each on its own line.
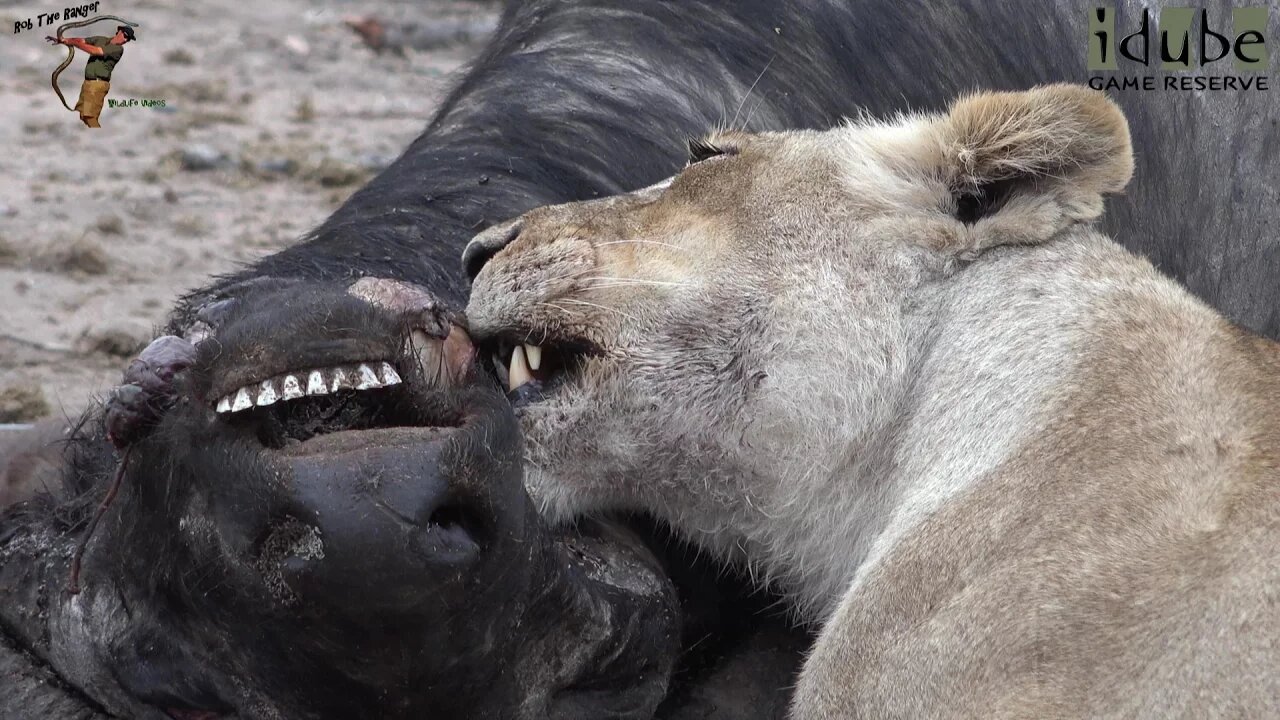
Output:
[686, 137, 736, 165]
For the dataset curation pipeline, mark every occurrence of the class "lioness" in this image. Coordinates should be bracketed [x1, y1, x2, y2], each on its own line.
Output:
[463, 85, 1280, 718]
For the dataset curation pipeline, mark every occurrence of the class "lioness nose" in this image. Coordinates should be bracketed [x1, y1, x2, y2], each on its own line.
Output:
[463, 219, 522, 281]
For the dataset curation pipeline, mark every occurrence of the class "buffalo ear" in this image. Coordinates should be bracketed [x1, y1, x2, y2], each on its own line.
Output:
[938, 84, 1133, 250]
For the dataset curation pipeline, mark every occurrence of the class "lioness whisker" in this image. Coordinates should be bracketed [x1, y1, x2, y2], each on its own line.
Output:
[741, 96, 770, 132]
[582, 283, 685, 292]
[581, 277, 689, 287]
[729, 53, 776, 131]
[580, 275, 684, 282]
[536, 301, 583, 318]
[594, 240, 687, 251]
[555, 298, 640, 322]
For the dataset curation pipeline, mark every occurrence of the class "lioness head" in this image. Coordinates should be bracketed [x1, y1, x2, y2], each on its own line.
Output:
[464, 84, 1132, 570]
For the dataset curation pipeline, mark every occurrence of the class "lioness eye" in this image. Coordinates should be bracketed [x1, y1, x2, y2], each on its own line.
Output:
[686, 138, 734, 165]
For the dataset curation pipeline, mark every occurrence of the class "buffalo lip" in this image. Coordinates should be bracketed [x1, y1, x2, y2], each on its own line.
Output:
[270, 423, 461, 458]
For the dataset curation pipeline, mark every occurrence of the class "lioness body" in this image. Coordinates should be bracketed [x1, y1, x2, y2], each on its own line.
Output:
[797, 235, 1280, 717]
[465, 85, 1280, 717]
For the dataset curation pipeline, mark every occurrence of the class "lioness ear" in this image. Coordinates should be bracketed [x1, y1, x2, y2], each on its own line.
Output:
[939, 84, 1133, 250]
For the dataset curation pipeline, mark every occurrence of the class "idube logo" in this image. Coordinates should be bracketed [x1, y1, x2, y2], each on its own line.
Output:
[1088, 7, 1270, 91]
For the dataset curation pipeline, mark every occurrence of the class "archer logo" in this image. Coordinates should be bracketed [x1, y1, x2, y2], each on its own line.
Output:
[46, 14, 141, 127]
[1087, 7, 1270, 91]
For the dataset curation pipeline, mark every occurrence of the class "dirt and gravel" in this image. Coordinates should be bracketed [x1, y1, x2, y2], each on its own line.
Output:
[0, 0, 497, 422]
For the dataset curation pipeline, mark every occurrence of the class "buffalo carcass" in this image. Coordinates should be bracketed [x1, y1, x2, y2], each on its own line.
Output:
[2, 0, 1277, 718]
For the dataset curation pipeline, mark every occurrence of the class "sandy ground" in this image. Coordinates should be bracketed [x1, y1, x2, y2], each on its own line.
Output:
[0, 0, 497, 422]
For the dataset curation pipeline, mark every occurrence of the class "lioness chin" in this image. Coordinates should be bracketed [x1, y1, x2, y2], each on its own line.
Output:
[464, 84, 1280, 718]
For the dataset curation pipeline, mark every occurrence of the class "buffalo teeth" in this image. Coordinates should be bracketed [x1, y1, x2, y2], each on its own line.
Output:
[213, 361, 405, 414]
[379, 362, 402, 385]
[231, 387, 253, 413]
[329, 367, 351, 392]
[281, 374, 305, 401]
[306, 370, 329, 396]
[257, 379, 279, 407]
[356, 363, 382, 390]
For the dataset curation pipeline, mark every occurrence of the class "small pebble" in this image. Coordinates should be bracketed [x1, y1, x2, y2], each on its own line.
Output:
[181, 144, 229, 171]
[256, 157, 299, 176]
[95, 213, 125, 236]
[283, 35, 311, 56]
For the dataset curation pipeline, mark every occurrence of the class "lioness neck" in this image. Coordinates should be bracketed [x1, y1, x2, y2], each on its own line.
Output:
[738, 228, 1235, 622]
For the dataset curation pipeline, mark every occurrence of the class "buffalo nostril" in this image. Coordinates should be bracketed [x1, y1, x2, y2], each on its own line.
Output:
[428, 501, 485, 547]
[462, 220, 521, 280]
